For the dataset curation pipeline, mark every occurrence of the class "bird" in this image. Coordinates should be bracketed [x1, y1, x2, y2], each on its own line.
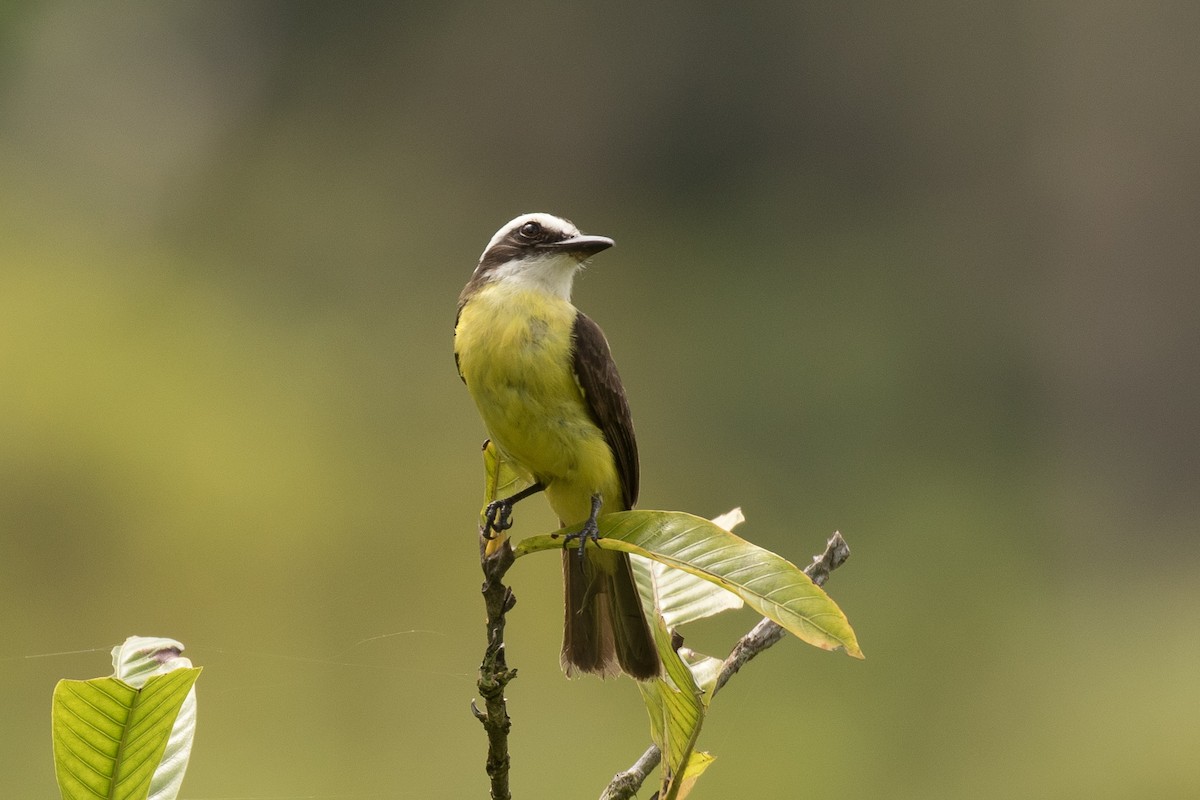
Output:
[454, 213, 659, 680]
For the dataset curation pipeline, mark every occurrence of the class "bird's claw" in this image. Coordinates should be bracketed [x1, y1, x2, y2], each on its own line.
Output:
[483, 500, 515, 538]
[562, 519, 600, 557]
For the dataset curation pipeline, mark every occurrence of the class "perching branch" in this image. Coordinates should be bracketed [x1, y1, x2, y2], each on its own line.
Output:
[472, 535, 518, 800]
[600, 532, 852, 800]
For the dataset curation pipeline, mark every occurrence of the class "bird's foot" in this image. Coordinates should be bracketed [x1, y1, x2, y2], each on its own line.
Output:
[562, 518, 601, 557]
[481, 481, 547, 539]
[482, 499, 515, 539]
[561, 493, 604, 556]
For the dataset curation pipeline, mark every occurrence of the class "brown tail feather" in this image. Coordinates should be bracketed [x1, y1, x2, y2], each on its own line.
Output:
[561, 548, 659, 680]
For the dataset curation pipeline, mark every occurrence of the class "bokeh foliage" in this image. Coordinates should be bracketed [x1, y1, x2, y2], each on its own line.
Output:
[2, 3, 1198, 798]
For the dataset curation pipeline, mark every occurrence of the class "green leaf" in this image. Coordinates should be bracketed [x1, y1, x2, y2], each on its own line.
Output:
[672, 751, 716, 799]
[515, 510, 863, 659]
[634, 552, 743, 628]
[629, 510, 767, 798]
[629, 509, 745, 631]
[637, 657, 704, 795]
[635, 583, 707, 800]
[52, 638, 201, 800]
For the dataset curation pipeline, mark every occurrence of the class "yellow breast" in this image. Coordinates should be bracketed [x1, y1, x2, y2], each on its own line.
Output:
[455, 283, 621, 524]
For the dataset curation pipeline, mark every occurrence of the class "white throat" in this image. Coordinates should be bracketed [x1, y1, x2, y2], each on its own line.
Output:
[487, 254, 580, 301]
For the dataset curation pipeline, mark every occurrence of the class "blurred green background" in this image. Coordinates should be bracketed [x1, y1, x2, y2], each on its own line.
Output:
[2, 3, 1198, 798]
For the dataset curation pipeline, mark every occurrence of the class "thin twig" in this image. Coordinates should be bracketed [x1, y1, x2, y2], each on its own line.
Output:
[473, 536, 518, 800]
[600, 532, 852, 800]
[714, 531, 850, 695]
[600, 745, 662, 800]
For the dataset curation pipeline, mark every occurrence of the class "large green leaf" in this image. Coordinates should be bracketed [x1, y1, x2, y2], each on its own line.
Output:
[514, 510, 863, 659]
[630, 508, 745, 631]
[52, 639, 201, 800]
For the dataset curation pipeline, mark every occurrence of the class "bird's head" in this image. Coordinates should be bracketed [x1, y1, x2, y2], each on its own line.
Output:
[467, 213, 614, 301]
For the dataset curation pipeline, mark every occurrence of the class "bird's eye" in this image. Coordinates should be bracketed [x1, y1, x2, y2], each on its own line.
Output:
[518, 221, 542, 239]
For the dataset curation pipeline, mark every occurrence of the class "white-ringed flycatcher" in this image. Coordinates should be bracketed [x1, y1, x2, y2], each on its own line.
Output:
[454, 213, 659, 680]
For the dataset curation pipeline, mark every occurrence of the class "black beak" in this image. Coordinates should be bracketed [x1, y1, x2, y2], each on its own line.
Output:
[539, 234, 615, 258]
